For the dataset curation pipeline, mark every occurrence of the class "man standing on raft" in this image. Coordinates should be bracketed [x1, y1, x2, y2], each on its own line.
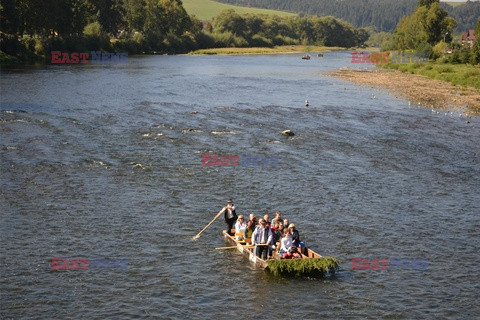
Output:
[222, 199, 237, 235]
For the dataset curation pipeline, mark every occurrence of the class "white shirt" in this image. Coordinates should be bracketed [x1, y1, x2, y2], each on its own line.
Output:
[235, 221, 246, 234]
[224, 205, 236, 219]
[280, 235, 292, 252]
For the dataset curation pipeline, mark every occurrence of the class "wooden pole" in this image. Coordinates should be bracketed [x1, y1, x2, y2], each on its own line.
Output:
[215, 244, 268, 250]
[193, 208, 224, 240]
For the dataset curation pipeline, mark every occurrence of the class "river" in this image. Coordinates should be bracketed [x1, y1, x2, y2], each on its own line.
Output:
[1, 51, 479, 319]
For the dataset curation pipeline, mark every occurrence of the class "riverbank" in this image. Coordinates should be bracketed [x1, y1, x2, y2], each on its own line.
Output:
[329, 67, 480, 114]
[188, 45, 347, 55]
[381, 62, 480, 89]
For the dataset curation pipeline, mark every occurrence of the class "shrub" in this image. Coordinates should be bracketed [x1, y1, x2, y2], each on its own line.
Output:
[249, 34, 273, 47]
[195, 32, 216, 49]
[21, 36, 36, 52]
[83, 22, 110, 51]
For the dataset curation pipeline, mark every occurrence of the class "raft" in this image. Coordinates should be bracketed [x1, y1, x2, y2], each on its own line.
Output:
[222, 230, 339, 277]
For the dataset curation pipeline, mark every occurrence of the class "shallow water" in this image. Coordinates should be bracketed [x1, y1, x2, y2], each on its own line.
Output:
[1, 52, 479, 319]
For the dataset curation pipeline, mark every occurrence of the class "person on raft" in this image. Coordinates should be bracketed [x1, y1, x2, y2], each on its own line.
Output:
[222, 199, 238, 235]
[251, 218, 273, 260]
[235, 215, 246, 240]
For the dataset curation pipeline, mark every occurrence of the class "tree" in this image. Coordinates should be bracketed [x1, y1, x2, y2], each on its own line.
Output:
[88, 0, 125, 35]
[392, 1, 456, 51]
[212, 9, 247, 37]
[418, 0, 437, 8]
[124, 0, 146, 32]
[471, 19, 480, 64]
[143, 0, 197, 50]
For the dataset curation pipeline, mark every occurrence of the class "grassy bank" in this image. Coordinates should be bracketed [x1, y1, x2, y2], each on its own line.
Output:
[182, 0, 295, 20]
[189, 45, 345, 55]
[380, 62, 480, 89]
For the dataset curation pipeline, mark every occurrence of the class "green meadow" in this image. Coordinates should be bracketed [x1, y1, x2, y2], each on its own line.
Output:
[182, 0, 296, 20]
[381, 62, 480, 89]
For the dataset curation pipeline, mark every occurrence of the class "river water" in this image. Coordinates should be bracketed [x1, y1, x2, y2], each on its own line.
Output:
[1, 52, 479, 319]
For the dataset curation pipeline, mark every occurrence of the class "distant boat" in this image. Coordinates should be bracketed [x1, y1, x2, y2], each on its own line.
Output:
[318, 53, 323, 57]
[302, 54, 311, 60]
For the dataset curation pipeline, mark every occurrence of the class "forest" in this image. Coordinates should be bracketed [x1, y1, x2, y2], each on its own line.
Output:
[215, 0, 480, 32]
[0, 0, 368, 62]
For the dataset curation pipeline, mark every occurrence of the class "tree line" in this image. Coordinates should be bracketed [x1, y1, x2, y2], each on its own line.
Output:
[384, 0, 480, 65]
[215, 0, 480, 32]
[209, 10, 368, 48]
[0, 0, 369, 62]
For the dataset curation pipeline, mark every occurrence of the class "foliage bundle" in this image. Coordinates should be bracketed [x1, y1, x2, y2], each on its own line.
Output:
[266, 256, 340, 277]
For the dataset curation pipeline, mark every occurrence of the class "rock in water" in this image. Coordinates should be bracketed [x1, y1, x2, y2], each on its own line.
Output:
[281, 130, 295, 136]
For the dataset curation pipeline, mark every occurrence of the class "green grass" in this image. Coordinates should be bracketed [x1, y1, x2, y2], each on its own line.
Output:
[266, 256, 340, 277]
[189, 45, 344, 55]
[380, 61, 480, 89]
[182, 0, 296, 20]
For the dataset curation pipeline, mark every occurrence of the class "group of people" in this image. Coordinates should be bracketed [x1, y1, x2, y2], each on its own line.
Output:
[221, 200, 304, 260]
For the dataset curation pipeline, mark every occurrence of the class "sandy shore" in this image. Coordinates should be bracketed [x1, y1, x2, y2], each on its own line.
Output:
[328, 67, 480, 114]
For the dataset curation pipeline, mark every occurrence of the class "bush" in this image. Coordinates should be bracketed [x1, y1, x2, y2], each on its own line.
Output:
[249, 34, 273, 47]
[21, 36, 36, 52]
[0, 50, 20, 63]
[233, 35, 249, 47]
[132, 32, 148, 52]
[195, 32, 216, 49]
[273, 35, 298, 46]
[211, 32, 233, 47]
[112, 38, 138, 54]
[34, 38, 44, 55]
[432, 41, 447, 60]
[415, 41, 433, 59]
[458, 46, 472, 64]
[83, 22, 110, 51]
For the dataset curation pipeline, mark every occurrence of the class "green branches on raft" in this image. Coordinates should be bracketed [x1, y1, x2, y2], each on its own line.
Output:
[266, 256, 340, 277]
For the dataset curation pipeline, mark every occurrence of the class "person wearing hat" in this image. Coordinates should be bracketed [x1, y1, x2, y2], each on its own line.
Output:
[288, 223, 305, 253]
[222, 199, 238, 235]
[234, 215, 246, 240]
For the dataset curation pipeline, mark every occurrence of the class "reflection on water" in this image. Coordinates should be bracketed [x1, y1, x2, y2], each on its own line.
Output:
[1, 52, 479, 318]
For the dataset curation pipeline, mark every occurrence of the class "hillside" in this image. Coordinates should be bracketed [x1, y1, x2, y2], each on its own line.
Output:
[213, 0, 480, 32]
[182, 0, 296, 20]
